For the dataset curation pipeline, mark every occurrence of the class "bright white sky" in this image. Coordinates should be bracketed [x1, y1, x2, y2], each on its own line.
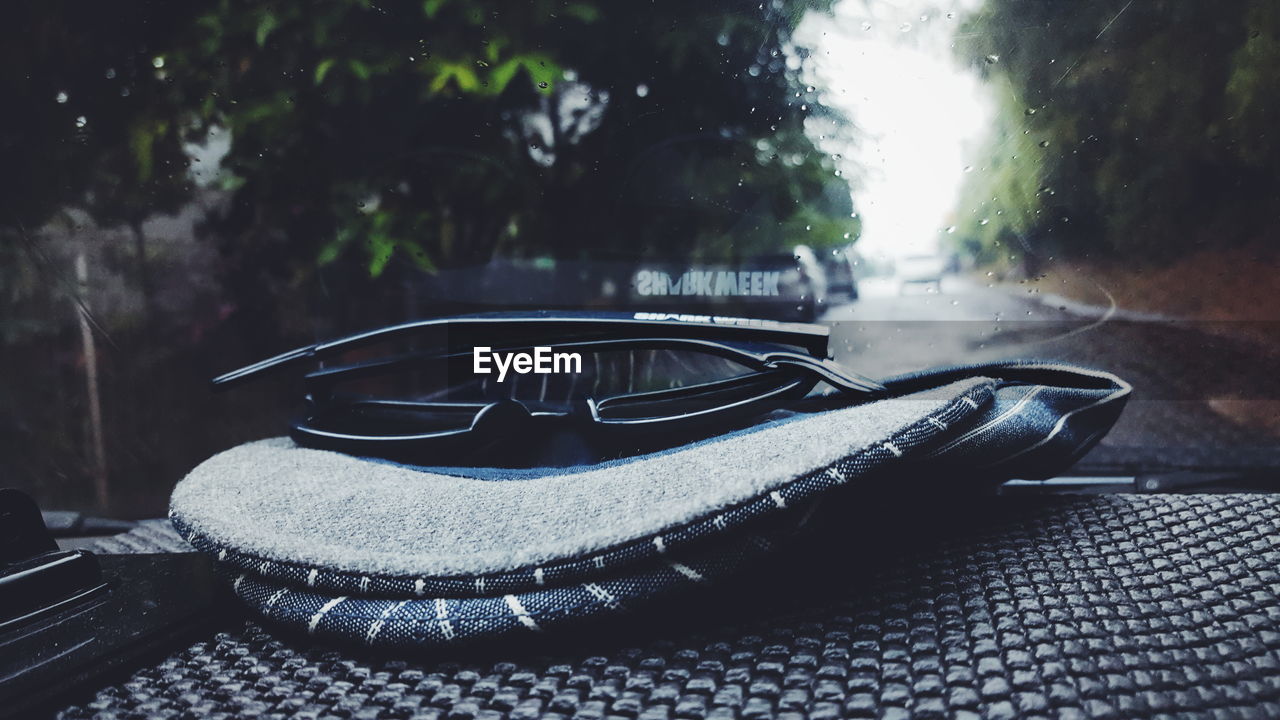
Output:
[797, 0, 993, 261]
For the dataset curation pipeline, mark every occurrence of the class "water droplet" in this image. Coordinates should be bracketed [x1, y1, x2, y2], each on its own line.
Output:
[805, 85, 815, 93]
[945, 226, 956, 234]
[800, 104, 807, 111]
[635, 83, 649, 98]
[1024, 107, 1037, 116]
[152, 56, 166, 69]
[979, 218, 989, 225]
[984, 54, 1000, 64]
[537, 81, 549, 89]
[946, 12, 955, 19]
[842, 232, 851, 239]
[805, 224, 811, 231]
[75, 115, 87, 128]
[55, 91, 68, 104]
[899, 22, 912, 32]
[1038, 140, 1050, 148]
[861, 22, 872, 31]
[963, 165, 973, 173]
[104, 68, 116, 80]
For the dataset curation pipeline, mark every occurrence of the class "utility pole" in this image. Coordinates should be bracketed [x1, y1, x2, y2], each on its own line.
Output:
[76, 250, 109, 510]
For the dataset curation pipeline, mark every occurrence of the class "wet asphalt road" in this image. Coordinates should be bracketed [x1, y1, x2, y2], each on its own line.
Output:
[821, 277, 1280, 470]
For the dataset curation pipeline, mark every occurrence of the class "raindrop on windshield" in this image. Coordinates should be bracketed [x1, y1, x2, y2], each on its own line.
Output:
[152, 56, 165, 69]
[537, 81, 549, 89]
[899, 22, 912, 32]
[635, 84, 649, 97]
[55, 91, 68, 104]
[860, 22, 872, 31]
[75, 116, 87, 128]
[946, 226, 956, 234]
[984, 54, 1000, 64]
[1039, 140, 1050, 148]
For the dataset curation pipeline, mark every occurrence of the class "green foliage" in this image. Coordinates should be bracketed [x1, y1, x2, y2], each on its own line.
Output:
[162, 0, 850, 276]
[3, 0, 854, 289]
[954, 0, 1280, 266]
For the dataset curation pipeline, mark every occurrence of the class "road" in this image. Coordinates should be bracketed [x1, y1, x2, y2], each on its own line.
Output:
[822, 277, 1280, 470]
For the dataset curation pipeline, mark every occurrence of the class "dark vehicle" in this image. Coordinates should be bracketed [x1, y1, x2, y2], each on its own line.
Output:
[624, 245, 830, 321]
[819, 244, 860, 302]
[408, 247, 833, 322]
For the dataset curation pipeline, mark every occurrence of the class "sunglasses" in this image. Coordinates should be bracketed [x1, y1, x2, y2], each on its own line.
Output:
[212, 312, 886, 465]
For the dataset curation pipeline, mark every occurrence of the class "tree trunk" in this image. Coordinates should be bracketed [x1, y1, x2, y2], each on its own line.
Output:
[130, 218, 155, 323]
[75, 250, 109, 510]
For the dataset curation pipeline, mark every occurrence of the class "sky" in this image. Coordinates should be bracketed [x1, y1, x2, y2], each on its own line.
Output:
[797, 0, 993, 261]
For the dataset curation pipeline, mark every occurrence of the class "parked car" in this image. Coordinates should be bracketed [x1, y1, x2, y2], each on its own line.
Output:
[819, 245, 860, 302]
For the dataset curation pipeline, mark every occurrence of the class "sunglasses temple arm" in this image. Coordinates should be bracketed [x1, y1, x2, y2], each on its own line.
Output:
[764, 354, 887, 395]
[210, 344, 319, 391]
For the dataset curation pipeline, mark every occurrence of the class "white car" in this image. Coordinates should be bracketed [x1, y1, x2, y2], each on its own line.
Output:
[896, 254, 946, 293]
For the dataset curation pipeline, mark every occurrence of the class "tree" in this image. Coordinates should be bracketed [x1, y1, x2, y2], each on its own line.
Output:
[953, 0, 1280, 266]
[167, 0, 852, 279]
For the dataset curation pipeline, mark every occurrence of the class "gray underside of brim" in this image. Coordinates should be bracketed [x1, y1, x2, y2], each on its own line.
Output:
[169, 379, 985, 578]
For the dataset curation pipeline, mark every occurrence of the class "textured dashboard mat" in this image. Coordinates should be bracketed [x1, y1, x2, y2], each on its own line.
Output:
[62, 493, 1280, 719]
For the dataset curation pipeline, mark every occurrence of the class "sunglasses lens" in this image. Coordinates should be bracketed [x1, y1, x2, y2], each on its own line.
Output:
[318, 348, 761, 406]
[306, 400, 479, 435]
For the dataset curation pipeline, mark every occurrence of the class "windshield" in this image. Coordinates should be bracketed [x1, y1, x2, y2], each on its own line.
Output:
[3, 0, 1278, 515]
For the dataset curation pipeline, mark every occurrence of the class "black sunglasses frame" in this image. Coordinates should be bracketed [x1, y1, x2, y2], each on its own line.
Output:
[213, 312, 886, 462]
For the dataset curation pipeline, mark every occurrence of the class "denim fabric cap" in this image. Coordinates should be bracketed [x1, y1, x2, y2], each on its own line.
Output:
[169, 363, 1129, 648]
